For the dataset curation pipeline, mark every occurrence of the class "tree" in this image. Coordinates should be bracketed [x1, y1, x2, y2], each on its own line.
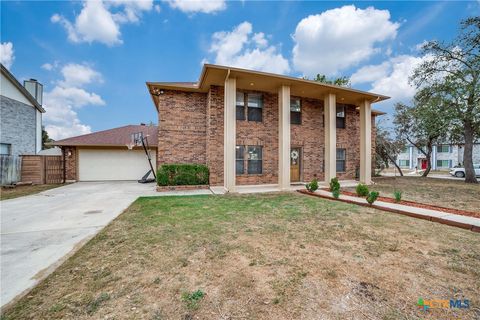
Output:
[42, 126, 54, 149]
[375, 125, 405, 176]
[306, 74, 351, 87]
[411, 17, 480, 183]
[394, 90, 452, 177]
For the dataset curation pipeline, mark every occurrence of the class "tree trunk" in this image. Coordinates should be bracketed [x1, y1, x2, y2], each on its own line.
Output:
[463, 121, 478, 183]
[421, 143, 433, 177]
[387, 154, 404, 176]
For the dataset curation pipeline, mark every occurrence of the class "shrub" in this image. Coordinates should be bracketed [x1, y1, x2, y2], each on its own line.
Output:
[332, 189, 340, 199]
[393, 190, 402, 202]
[157, 164, 209, 186]
[355, 183, 369, 196]
[366, 191, 379, 205]
[329, 177, 340, 192]
[306, 178, 319, 192]
[182, 290, 205, 310]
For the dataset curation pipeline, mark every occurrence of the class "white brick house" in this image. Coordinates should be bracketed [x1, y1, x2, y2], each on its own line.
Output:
[397, 143, 480, 171]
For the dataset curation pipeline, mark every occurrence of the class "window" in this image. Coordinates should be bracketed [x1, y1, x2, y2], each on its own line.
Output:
[247, 146, 262, 174]
[403, 146, 410, 153]
[236, 91, 246, 120]
[236, 146, 245, 175]
[399, 160, 410, 167]
[336, 105, 346, 128]
[437, 160, 452, 168]
[437, 145, 450, 153]
[290, 98, 301, 125]
[336, 148, 346, 172]
[0, 143, 11, 155]
[247, 93, 263, 122]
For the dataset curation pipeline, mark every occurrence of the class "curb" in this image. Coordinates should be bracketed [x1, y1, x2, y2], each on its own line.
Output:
[298, 190, 479, 233]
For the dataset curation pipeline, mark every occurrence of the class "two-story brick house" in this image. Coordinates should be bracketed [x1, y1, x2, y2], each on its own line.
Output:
[147, 64, 388, 192]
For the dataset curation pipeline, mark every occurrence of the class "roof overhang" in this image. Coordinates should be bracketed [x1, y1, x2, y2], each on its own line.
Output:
[147, 64, 390, 112]
[1, 63, 45, 113]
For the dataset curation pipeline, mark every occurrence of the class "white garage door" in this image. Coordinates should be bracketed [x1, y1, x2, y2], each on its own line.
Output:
[78, 149, 157, 181]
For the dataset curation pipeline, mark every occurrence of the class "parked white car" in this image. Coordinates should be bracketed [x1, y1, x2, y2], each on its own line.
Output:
[449, 164, 480, 178]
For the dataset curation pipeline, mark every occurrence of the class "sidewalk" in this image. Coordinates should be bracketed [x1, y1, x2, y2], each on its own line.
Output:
[301, 189, 480, 232]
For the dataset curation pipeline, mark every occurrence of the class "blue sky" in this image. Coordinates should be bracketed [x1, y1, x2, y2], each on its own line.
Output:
[1, 0, 478, 139]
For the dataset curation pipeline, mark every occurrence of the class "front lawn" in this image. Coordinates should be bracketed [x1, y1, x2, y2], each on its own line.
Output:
[3, 193, 479, 319]
[0, 184, 64, 201]
[346, 176, 480, 212]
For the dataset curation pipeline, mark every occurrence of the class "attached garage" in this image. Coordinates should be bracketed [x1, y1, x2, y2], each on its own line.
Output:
[51, 125, 158, 182]
[78, 149, 157, 181]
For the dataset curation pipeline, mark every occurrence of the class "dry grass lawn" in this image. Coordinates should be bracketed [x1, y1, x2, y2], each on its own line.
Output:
[346, 176, 480, 212]
[2, 193, 479, 319]
[0, 184, 64, 201]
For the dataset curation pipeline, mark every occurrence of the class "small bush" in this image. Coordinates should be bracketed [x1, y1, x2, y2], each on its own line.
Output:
[157, 164, 209, 186]
[366, 191, 379, 205]
[332, 189, 340, 199]
[306, 178, 319, 192]
[355, 183, 369, 196]
[182, 290, 205, 310]
[329, 177, 340, 192]
[393, 190, 402, 202]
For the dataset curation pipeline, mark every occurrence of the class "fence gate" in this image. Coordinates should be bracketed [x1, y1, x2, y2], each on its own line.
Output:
[21, 155, 64, 184]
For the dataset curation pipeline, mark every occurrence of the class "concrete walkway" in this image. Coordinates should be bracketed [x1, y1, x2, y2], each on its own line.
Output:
[210, 180, 359, 194]
[0, 182, 164, 308]
[309, 189, 480, 231]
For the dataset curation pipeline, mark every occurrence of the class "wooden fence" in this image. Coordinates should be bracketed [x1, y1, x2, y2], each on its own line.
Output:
[21, 155, 64, 184]
[0, 155, 22, 185]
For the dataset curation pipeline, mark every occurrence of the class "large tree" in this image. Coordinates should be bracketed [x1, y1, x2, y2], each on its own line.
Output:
[394, 90, 452, 177]
[375, 125, 405, 176]
[42, 126, 54, 149]
[411, 17, 480, 183]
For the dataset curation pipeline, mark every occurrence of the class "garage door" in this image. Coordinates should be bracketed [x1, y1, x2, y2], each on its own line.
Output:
[78, 149, 157, 181]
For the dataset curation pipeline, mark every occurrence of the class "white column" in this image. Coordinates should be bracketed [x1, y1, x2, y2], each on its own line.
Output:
[409, 146, 413, 169]
[278, 85, 291, 190]
[224, 77, 236, 192]
[359, 99, 372, 184]
[324, 93, 336, 182]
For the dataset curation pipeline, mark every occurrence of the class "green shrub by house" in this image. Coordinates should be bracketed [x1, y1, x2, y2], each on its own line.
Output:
[355, 183, 369, 196]
[393, 190, 402, 202]
[306, 178, 319, 192]
[157, 164, 209, 186]
[332, 189, 340, 199]
[329, 177, 340, 192]
[366, 191, 379, 205]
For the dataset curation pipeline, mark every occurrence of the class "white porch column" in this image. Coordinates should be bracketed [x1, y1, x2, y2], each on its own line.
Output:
[359, 99, 372, 184]
[324, 93, 336, 182]
[224, 77, 236, 192]
[278, 85, 291, 190]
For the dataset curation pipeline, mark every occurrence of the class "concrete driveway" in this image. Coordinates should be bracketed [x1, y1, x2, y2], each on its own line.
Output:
[1, 181, 158, 308]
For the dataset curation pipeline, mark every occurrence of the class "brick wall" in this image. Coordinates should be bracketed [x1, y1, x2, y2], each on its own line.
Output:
[158, 86, 378, 186]
[156, 90, 207, 167]
[64, 146, 77, 181]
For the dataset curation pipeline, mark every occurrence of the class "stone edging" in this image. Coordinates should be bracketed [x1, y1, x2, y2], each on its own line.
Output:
[157, 185, 210, 192]
[298, 190, 480, 233]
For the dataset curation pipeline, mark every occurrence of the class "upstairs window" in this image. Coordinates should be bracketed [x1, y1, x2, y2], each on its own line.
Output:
[247, 93, 263, 122]
[336, 105, 346, 128]
[247, 146, 263, 174]
[336, 148, 346, 172]
[290, 98, 301, 125]
[236, 91, 246, 120]
[437, 145, 450, 153]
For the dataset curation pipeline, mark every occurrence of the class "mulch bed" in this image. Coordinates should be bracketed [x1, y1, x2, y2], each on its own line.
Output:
[320, 188, 480, 219]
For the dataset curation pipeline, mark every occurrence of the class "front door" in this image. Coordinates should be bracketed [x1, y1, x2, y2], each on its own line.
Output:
[421, 159, 428, 170]
[290, 148, 301, 182]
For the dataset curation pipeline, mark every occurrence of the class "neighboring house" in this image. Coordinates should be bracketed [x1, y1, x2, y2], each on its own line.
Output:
[147, 64, 388, 191]
[0, 64, 45, 156]
[397, 143, 480, 170]
[52, 124, 157, 181]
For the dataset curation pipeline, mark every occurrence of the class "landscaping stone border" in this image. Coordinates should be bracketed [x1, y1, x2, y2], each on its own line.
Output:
[298, 189, 480, 233]
[157, 185, 210, 192]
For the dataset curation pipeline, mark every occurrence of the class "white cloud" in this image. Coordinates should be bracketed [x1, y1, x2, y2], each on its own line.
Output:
[0, 42, 14, 69]
[51, 0, 154, 46]
[41, 63, 54, 71]
[292, 5, 400, 76]
[43, 63, 105, 140]
[351, 55, 427, 101]
[207, 21, 290, 74]
[166, 0, 226, 13]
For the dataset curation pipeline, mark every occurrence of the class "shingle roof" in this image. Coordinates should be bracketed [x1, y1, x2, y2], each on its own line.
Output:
[51, 125, 158, 147]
